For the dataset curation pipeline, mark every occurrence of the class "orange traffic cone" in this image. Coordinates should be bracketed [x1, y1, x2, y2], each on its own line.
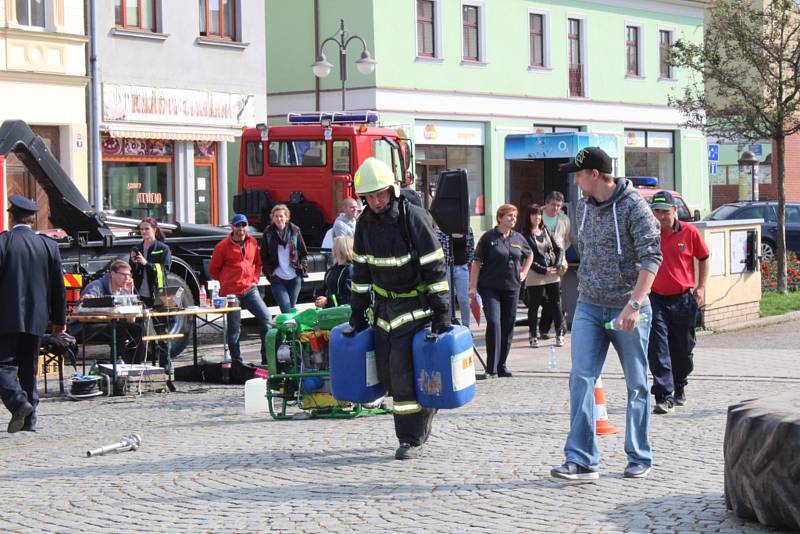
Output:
[594, 376, 618, 435]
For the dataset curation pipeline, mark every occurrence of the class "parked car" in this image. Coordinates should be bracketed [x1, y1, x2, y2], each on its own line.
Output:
[628, 177, 699, 222]
[705, 201, 800, 260]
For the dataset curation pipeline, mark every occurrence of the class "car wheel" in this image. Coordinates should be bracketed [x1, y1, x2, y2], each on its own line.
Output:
[761, 240, 775, 261]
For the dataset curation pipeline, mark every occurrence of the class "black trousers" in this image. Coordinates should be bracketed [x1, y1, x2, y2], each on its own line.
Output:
[373, 297, 436, 446]
[526, 282, 563, 338]
[538, 284, 566, 335]
[479, 287, 519, 375]
[647, 291, 698, 402]
[0, 333, 40, 429]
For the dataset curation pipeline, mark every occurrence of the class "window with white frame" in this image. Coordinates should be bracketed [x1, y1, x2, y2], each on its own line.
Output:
[417, 0, 435, 57]
[199, 0, 237, 40]
[626, 25, 641, 76]
[16, 0, 45, 28]
[567, 18, 584, 97]
[659, 29, 675, 79]
[530, 13, 545, 68]
[115, 0, 157, 31]
[462, 4, 480, 61]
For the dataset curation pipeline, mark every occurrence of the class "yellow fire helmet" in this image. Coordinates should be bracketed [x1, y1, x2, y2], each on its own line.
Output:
[353, 157, 400, 197]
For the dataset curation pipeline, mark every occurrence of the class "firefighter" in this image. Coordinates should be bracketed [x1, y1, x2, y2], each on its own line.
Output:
[346, 157, 450, 460]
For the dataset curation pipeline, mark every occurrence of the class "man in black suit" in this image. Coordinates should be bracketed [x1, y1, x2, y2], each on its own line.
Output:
[0, 195, 66, 433]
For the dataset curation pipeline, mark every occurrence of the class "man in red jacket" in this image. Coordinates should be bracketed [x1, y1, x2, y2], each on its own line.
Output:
[210, 214, 272, 365]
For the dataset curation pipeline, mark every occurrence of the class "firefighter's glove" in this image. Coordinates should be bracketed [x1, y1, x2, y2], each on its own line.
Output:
[345, 310, 369, 337]
[431, 313, 451, 335]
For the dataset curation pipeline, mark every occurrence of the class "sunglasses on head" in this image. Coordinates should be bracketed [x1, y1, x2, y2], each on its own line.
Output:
[234, 222, 248, 228]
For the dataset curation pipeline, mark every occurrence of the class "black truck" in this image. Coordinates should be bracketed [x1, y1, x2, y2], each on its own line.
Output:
[0, 120, 327, 356]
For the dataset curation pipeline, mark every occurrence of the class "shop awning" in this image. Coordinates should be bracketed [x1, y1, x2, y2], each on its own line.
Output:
[102, 123, 242, 142]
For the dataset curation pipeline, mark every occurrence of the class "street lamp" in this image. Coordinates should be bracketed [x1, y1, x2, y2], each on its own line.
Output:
[311, 19, 377, 111]
[738, 150, 759, 201]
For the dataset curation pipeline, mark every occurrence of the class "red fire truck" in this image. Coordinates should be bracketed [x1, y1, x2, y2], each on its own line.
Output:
[234, 111, 413, 246]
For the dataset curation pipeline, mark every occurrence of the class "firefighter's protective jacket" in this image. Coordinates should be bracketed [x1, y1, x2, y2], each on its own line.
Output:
[351, 197, 449, 331]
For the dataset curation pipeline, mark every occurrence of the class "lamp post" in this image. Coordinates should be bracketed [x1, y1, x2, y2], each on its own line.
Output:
[311, 19, 377, 111]
[738, 150, 759, 202]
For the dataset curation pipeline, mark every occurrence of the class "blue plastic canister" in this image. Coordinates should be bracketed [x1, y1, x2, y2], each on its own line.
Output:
[412, 325, 476, 409]
[329, 324, 387, 404]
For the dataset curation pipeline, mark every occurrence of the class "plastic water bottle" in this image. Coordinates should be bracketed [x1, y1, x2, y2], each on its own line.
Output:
[199, 285, 208, 307]
[604, 310, 650, 331]
[548, 346, 557, 370]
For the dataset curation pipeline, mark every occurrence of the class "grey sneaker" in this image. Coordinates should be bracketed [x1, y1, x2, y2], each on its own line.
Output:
[653, 399, 675, 414]
[395, 442, 424, 460]
[550, 461, 599, 481]
[555, 335, 565, 347]
[674, 388, 686, 406]
[623, 463, 651, 478]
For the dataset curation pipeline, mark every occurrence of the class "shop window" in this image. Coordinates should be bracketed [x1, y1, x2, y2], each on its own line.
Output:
[624, 130, 675, 190]
[533, 125, 581, 134]
[268, 140, 326, 167]
[114, 0, 156, 31]
[16, 0, 45, 28]
[625, 25, 641, 76]
[199, 0, 236, 40]
[102, 137, 175, 223]
[246, 141, 264, 175]
[332, 141, 351, 173]
[417, 0, 435, 57]
[529, 13, 545, 68]
[462, 4, 480, 62]
[416, 145, 485, 215]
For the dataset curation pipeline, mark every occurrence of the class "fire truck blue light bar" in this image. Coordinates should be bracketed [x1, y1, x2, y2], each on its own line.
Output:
[287, 111, 380, 125]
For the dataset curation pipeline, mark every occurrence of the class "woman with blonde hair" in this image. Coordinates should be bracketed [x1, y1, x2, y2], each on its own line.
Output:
[262, 204, 308, 312]
[314, 236, 353, 308]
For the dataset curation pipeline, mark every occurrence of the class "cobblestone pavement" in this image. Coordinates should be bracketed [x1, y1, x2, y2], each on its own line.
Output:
[0, 320, 797, 533]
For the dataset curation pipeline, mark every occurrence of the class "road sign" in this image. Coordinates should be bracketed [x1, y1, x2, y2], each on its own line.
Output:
[708, 144, 719, 162]
[749, 144, 762, 157]
[709, 162, 718, 175]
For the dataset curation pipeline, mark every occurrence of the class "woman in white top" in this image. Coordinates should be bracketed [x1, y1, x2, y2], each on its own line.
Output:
[261, 204, 308, 313]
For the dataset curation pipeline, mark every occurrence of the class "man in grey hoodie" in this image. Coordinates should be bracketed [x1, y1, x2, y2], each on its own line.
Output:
[550, 147, 662, 481]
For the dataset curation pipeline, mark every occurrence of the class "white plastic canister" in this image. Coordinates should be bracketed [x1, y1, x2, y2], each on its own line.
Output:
[244, 378, 268, 414]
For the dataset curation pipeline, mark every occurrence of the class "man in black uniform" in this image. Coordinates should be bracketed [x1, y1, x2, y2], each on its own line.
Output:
[348, 157, 450, 460]
[0, 195, 66, 433]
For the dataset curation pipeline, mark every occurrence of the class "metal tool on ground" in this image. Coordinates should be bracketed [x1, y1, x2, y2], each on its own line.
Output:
[86, 433, 142, 457]
[594, 376, 618, 435]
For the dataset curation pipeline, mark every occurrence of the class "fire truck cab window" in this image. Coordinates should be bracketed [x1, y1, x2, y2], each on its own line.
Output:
[268, 140, 327, 167]
[372, 138, 403, 182]
[332, 141, 350, 173]
[245, 141, 263, 175]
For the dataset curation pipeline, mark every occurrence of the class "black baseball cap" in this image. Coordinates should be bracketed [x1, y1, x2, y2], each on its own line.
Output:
[7, 194, 39, 214]
[559, 146, 613, 174]
[651, 190, 677, 210]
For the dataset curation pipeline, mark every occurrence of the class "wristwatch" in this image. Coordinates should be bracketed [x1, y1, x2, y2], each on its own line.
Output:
[628, 299, 642, 311]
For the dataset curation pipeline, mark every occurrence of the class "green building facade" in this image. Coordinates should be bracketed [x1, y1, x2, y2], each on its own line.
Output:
[266, 0, 710, 228]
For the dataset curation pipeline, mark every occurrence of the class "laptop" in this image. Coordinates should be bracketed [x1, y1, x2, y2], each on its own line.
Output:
[152, 286, 184, 309]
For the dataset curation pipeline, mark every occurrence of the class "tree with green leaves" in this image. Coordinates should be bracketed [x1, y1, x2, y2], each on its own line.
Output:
[669, 0, 799, 293]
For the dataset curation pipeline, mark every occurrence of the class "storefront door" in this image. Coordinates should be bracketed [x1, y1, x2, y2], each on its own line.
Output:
[6, 125, 59, 231]
[193, 162, 217, 225]
[415, 159, 446, 209]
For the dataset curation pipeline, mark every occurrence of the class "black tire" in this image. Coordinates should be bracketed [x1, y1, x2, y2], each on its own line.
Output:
[159, 273, 195, 357]
[723, 392, 800, 530]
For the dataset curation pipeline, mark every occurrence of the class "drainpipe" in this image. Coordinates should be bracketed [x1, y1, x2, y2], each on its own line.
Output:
[314, 0, 320, 111]
[88, 0, 102, 210]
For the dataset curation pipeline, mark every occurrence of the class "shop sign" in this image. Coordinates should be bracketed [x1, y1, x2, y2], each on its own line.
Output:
[137, 192, 163, 205]
[103, 84, 255, 128]
[625, 130, 646, 148]
[414, 120, 485, 146]
[647, 131, 673, 149]
[102, 136, 173, 157]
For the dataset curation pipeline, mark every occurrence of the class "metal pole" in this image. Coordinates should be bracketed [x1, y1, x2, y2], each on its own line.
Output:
[340, 47, 347, 111]
[88, 0, 103, 211]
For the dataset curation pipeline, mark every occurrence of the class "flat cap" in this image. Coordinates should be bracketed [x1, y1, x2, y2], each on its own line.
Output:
[7, 194, 39, 213]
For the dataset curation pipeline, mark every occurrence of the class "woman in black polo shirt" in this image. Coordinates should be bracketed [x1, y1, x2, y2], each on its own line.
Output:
[469, 204, 532, 378]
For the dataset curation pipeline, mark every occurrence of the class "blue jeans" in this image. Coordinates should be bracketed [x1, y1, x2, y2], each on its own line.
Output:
[270, 275, 301, 314]
[226, 286, 272, 363]
[449, 264, 470, 327]
[565, 301, 653, 471]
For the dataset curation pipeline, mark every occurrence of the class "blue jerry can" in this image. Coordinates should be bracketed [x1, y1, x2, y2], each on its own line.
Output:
[412, 325, 476, 409]
[329, 324, 387, 404]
